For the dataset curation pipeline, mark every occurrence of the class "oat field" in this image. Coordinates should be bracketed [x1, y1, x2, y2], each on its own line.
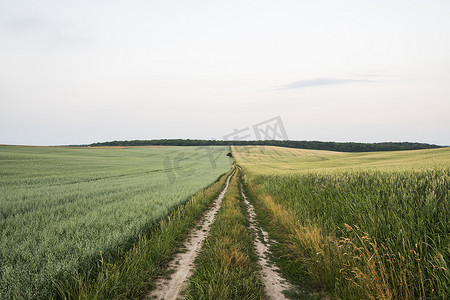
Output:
[0, 145, 231, 299]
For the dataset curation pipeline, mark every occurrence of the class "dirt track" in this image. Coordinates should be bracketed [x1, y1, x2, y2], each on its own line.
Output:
[239, 173, 292, 300]
[146, 167, 291, 299]
[145, 171, 234, 300]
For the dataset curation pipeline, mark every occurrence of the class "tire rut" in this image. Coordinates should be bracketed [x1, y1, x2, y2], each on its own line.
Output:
[145, 170, 235, 300]
[239, 169, 292, 300]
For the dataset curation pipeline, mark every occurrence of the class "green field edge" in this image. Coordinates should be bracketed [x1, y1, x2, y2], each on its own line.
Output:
[52, 168, 233, 300]
[184, 168, 265, 300]
[238, 165, 332, 300]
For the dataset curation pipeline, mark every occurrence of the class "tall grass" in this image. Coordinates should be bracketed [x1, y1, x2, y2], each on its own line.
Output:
[54, 169, 232, 299]
[243, 168, 449, 299]
[0, 146, 231, 299]
[185, 170, 264, 299]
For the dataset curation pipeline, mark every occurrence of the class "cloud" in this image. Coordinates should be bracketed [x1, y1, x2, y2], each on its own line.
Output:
[353, 73, 382, 78]
[3, 17, 89, 46]
[5, 17, 49, 32]
[277, 77, 375, 89]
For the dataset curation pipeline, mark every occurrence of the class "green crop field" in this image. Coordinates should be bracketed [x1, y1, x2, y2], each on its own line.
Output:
[235, 146, 449, 299]
[1, 144, 448, 299]
[0, 145, 231, 299]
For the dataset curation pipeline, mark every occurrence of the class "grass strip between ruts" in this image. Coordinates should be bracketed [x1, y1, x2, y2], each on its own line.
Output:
[53, 169, 232, 300]
[185, 169, 265, 300]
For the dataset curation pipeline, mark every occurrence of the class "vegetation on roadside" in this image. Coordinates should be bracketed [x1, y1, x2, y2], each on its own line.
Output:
[236, 146, 449, 299]
[87, 139, 443, 152]
[240, 179, 331, 300]
[0, 146, 231, 299]
[54, 169, 233, 300]
[185, 170, 265, 300]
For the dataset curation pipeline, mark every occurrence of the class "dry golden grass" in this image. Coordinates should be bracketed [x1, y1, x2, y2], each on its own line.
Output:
[237, 146, 448, 299]
[233, 146, 450, 175]
[252, 184, 433, 299]
[219, 246, 250, 267]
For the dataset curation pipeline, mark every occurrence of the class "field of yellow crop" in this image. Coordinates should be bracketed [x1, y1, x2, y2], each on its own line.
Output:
[235, 146, 449, 299]
[233, 146, 450, 174]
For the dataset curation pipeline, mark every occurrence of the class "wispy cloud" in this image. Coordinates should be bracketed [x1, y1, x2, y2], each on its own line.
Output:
[352, 73, 385, 78]
[3, 17, 89, 46]
[277, 77, 375, 89]
[5, 17, 49, 32]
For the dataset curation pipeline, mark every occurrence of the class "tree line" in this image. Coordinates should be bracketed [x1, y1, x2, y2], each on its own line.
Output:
[88, 139, 442, 152]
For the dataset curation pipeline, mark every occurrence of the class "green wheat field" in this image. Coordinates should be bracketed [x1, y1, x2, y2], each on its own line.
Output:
[0, 145, 231, 299]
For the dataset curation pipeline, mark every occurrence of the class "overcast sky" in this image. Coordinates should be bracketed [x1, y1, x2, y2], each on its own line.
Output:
[1, 0, 449, 145]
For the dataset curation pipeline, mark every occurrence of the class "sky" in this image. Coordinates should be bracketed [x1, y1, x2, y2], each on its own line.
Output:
[1, 0, 449, 146]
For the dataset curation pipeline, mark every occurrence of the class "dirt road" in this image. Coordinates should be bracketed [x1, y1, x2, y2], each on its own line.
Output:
[145, 170, 234, 300]
[239, 173, 292, 300]
[146, 167, 292, 299]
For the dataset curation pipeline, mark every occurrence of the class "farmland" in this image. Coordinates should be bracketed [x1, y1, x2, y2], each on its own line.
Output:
[0, 145, 231, 299]
[185, 169, 264, 300]
[233, 145, 450, 174]
[235, 146, 449, 299]
[1, 144, 448, 299]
